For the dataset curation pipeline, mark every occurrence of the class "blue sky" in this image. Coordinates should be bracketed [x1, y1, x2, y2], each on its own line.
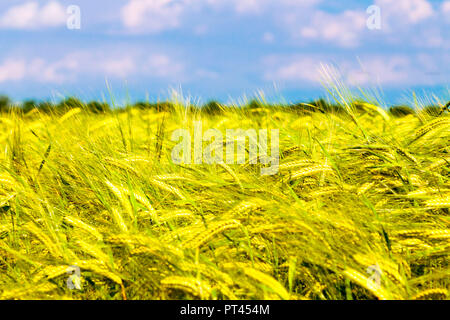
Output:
[0, 0, 448, 106]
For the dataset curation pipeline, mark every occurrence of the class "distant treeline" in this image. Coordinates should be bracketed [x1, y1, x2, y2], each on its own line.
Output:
[0, 95, 447, 117]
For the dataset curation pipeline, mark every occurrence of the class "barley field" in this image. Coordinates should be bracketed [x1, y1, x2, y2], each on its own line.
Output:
[0, 98, 449, 300]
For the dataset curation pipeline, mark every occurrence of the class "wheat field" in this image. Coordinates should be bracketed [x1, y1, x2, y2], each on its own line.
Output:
[0, 99, 448, 300]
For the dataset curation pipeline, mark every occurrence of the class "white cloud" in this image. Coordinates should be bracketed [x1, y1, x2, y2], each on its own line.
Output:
[145, 54, 184, 78]
[264, 54, 448, 87]
[299, 10, 367, 47]
[443, 1, 450, 12]
[357, 0, 446, 48]
[0, 1, 66, 30]
[367, 0, 445, 48]
[101, 58, 136, 78]
[375, 0, 434, 26]
[119, 0, 321, 33]
[348, 54, 450, 86]
[346, 56, 412, 86]
[29, 58, 75, 83]
[442, 1, 450, 22]
[263, 56, 322, 84]
[413, 27, 445, 47]
[204, 0, 320, 15]
[72, 51, 184, 80]
[121, 0, 184, 33]
[234, 0, 261, 14]
[193, 24, 208, 35]
[262, 32, 275, 43]
[0, 59, 27, 82]
[0, 56, 78, 83]
[0, 51, 185, 84]
[278, 0, 438, 48]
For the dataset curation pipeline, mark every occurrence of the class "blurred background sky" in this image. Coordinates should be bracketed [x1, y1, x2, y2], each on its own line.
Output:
[0, 0, 448, 105]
